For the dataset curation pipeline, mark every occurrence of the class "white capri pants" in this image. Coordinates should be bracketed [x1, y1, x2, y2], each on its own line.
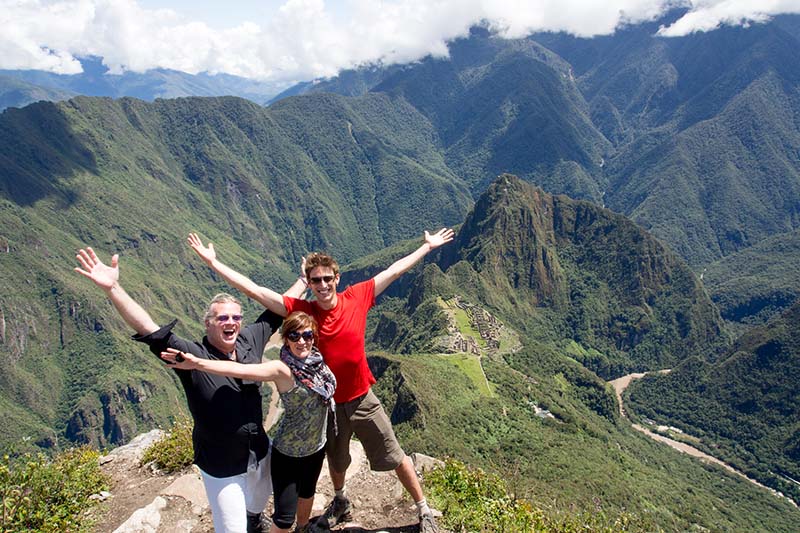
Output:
[199, 453, 272, 533]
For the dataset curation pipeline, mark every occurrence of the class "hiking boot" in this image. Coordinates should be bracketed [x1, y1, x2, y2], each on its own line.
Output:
[294, 523, 323, 533]
[246, 512, 268, 533]
[317, 495, 352, 528]
[419, 511, 440, 533]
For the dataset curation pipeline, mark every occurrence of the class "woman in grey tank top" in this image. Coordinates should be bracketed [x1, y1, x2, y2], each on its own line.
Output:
[161, 311, 336, 533]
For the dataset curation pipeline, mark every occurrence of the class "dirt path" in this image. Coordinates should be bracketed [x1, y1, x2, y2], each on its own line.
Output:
[610, 372, 795, 505]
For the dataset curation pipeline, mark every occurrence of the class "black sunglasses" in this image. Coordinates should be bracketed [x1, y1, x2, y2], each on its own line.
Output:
[309, 275, 335, 284]
[286, 330, 314, 342]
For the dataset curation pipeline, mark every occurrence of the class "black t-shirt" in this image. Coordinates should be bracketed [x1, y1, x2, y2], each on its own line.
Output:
[133, 309, 283, 477]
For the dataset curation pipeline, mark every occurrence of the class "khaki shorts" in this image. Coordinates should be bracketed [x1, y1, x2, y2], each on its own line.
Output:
[326, 389, 405, 472]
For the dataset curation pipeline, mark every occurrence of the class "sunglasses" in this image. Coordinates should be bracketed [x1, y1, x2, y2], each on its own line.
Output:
[309, 275, 336, 284]
[286, 330, 314, 342]
[215, 314, 243, 323]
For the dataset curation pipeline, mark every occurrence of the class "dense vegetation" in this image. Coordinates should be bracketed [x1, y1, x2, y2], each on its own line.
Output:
[281, 14, 800, 270]
[703, 229, 800, 330]
[369, 175, 727, 379]
[0, 446, 107, 532]
[626, 301, 800, 502]
[427, 459, 651, 532]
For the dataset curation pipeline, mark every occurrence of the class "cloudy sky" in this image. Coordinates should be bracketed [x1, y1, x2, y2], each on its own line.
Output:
[3, 0, 800, 84]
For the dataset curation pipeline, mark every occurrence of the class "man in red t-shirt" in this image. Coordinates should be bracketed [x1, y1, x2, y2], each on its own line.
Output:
[187, 229, 454, 533]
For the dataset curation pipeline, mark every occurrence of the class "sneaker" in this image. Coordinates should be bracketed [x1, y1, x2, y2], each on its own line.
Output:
[419, 511, 440, 533]
[246, 512, 267, 533]
[317, 495, 352, 528]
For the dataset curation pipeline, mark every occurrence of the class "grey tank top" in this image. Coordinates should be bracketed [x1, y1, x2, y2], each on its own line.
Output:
[273, 377, 328, 457]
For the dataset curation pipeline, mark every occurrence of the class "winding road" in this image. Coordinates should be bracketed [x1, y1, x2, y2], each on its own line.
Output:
[610, 371, 795, 506]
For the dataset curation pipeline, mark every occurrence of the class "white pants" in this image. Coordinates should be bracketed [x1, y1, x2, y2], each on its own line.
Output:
[200, 453, 272, 533]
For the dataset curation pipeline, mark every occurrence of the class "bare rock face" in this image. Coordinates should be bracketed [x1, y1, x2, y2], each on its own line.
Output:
[66, 381, 158, 447]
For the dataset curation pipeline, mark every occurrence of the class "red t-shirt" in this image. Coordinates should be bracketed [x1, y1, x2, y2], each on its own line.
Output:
[283, 279, 376, 402]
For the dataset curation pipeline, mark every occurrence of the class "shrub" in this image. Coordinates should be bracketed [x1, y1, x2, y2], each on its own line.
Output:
[426, 458, 650, 532]
[0, 446, 108, 533]
[140, 417, 194, 473]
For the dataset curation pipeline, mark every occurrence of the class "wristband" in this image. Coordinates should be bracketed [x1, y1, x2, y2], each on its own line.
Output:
[298, 276, 308, 286]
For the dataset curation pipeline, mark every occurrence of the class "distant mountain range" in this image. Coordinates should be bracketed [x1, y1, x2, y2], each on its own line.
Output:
[0, 56, 288, 111]
[275, 13, 800, 272]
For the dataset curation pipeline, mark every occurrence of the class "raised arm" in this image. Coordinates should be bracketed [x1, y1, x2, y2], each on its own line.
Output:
[160, 347, 291, 383]
[284, 255, 308, 299]
[187, 233, 289, 315]
[74, 247, 159, 335]
[373, 228, 454, 296]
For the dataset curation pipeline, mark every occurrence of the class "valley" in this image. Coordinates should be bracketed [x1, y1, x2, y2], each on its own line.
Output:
[610, 371, 795, 506]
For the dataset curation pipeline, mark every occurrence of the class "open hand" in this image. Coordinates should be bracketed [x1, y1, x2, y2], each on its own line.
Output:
[300, 256, 307, 280]
[74, 247, 119, 290]
[187, 233, 216, 265]
[424, 228, 455, 250]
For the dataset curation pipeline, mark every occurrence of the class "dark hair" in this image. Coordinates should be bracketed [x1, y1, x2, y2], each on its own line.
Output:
[281, 311, 319, 345]
[304, 252, 339, 278]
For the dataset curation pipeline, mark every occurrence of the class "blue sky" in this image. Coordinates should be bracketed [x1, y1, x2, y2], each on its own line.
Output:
[3, 1, 800, 83]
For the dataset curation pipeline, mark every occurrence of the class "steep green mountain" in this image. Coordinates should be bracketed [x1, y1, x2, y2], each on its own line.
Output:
[364, 174, 726, 379]
[0, 75, 76, 111]
[373, 30, 610, 201]
[0, 94, 470, 451]
[272, 27, 610, 202]
[703, 229, 800, 329]
[345, 175, 797, 530]
[626, 301, 800, 501]
[267, 65, 404, 104]
[0, 56, 287, 111]
[528, 15, 800, 265]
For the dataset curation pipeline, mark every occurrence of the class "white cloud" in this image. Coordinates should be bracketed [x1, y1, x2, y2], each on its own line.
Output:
[657, 0, 800, 36]
[1, 0, 799, 82]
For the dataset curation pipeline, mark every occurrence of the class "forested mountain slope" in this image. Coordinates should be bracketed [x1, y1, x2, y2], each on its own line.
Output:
[277, 14, 800, 269]
[627, 301, 800, 501]
[0, 93, 469, 451]
[350, 176, 796, 530]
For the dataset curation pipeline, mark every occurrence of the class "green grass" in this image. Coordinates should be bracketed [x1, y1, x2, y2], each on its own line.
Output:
[426, 458, 655, 532]
[440, 353, 493, 397]
[140, 417, 194, 473]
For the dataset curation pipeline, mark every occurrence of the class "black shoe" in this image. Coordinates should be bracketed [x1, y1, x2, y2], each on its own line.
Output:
[247, 512, 267, 533]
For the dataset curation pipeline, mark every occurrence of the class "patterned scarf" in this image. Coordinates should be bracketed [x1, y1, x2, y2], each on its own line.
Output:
[280, 344, 337, 434]
[279, 344, 336, 403]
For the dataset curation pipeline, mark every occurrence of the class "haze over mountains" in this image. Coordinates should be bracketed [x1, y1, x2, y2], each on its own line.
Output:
[0, 56, 288, 111]
[2, 8, 800, 531]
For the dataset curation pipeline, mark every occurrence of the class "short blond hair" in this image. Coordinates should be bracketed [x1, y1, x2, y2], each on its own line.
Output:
[204, 293, 241, 322]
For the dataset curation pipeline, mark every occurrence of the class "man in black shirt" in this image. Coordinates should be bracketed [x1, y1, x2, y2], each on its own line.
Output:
[75, 247, 305, 533]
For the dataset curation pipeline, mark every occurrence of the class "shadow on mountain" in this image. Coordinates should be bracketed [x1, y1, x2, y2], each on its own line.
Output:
[0, 100, 96, 206]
